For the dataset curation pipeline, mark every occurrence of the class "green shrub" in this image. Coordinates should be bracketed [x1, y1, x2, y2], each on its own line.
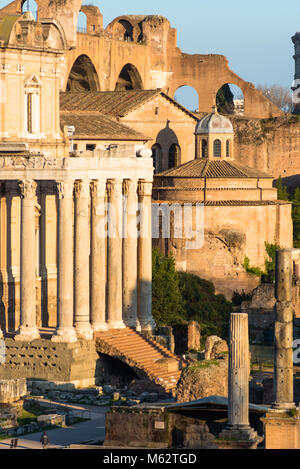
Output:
[152, 248, 186, 327]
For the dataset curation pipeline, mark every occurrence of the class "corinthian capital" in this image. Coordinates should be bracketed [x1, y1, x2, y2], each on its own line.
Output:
[57, 180, 74, 199]
[19, 179, 37, 199]
[74, 180, 90, 199]
[90, 179, 106, 199]
[123, 179, 138, 197]
[106, 179, 122, 200]
[138, 180, 152, 197]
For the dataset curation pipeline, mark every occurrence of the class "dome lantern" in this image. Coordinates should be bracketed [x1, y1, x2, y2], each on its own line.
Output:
[195, 108, 234, 160]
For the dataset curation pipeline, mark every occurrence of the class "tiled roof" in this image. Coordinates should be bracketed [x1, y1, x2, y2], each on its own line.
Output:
[155, 159, 274, 179]
[60, 112, 150, 141]
[60, 90, 198, 120]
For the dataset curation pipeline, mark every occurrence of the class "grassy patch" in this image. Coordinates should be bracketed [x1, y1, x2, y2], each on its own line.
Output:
[188, 360, 220, 373]
[17, 409, 38, 426]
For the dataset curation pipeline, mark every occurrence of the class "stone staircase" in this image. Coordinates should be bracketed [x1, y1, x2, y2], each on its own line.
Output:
[94, 327, 186, 394]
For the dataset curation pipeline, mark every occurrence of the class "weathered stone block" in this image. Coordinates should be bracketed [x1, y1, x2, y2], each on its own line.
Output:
[0, 378, 27, 404]
[155, 357, 179, 373]
[276, 302, 294, 323]
[275, 322, 294, 349]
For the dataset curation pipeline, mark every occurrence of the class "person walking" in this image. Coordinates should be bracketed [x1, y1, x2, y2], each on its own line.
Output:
[40, 432, 49, 449]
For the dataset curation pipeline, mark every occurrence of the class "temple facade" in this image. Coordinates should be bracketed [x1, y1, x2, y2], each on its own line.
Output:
[0, 12, 155, 341]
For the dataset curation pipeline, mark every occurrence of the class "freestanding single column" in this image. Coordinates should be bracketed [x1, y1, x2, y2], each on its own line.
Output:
[90, 179, 108, 332]
[137, 180, 156, 333]
[74, 180, 93, 340]
[273, 249, 295, 409]
[228, 313, 251, 430]
[15, 179, 40, 341]
[217, 313, 259, 446]
[52, 180, 77, 343]
[122, 179, 140, 330]
[107, 179, 125, 329]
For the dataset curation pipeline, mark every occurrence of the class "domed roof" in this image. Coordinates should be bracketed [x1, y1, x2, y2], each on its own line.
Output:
[195, 109, 234, 135]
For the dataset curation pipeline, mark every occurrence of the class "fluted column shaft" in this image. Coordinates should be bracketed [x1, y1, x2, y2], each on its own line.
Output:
[74, 180, 93, 340]
[228, 313, 249, 428]
[137, 180, 155, 333]
[15, 179, 40, 341]
[123, 179, 139, 329]
[52, 180, 77, 343]
[90, 180, 107, 332]
[273, 249, 295, 409]
[107, 179, 125, 329]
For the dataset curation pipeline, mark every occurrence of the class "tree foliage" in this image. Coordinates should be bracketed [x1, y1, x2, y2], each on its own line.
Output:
[216, 84, 234, 114]
[243, 242, 279, 283]
[152, 249, 232, 342]
[257, 84, 293, 113]
[178, 272, 231, 341]
[276, 176, 289, 200]
[152, 248, 186, 326]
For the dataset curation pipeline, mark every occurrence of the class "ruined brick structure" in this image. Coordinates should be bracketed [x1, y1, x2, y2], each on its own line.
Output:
[0, 0, 281, 119]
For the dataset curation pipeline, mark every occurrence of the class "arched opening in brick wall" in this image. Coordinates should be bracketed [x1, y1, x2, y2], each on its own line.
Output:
[115, 20, 134, 42]
[66, 55, 100, 91]
[21, 0, 37, 19]
[156, 124, 180, 171]
[174, 85, 199, 112]
[77, 10, 87, 33]
[151, 143, 163, 174]
[115, 64, 143, 91]
[216, 83, 244, 115]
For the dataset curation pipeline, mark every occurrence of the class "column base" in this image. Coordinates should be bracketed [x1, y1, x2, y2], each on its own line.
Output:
[14, 327, 40, 342]
[215, 425, 262, 449]
[75, 324, 94, 341]
[107, 320, 126, 330]
[271, 402, 296, 411]
[140, 321, 156, 334]
[51, 327, 77, 343]
[92, 323, 109, 332]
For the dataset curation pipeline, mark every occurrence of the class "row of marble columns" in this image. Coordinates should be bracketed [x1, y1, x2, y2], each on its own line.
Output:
[14, 177, 155, 342]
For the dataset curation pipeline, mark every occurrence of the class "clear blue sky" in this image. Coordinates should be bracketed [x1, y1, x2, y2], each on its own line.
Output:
[3, 0, 300, 106]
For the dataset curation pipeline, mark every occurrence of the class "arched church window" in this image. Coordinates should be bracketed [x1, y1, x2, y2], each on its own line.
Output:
[201, 139, 208, 158]
[213, 139, 222, 158]
[226, 140, 231, 157]
[168, 144, 181, 169]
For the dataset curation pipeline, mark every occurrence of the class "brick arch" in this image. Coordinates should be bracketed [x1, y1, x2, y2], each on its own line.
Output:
[115, 63, 143, 91]
[66, 54, 101, 91]
[216, 82, 244, 115]
[174, 85, 200, 111]
[106, 15, 141, 42]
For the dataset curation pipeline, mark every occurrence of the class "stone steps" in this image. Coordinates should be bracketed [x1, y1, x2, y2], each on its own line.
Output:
[94, 327, 184, 393]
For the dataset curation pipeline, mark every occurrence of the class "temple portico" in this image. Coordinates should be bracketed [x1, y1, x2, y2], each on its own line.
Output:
[0, 148, 155, 342]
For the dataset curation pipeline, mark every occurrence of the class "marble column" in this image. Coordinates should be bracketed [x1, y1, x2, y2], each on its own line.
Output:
[273, 249, 295, 409]
[15, 179, 40, 341]
[137, 180, 156, 333]
[90, 179, 108, 332]
[74, 180, 93, 340]
[228, 313, 251, 430]
[52, 180, 77, 343]
[122, 179, 139, 330]
[107, 179, 125, 329]
[218, 313, 259, 444]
